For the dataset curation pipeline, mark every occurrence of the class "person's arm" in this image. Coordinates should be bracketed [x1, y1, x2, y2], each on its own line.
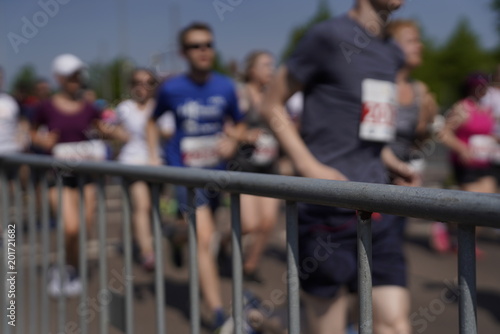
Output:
[17, 117, 31, 151]
[439, 101, 471, 163]
[95, 120, 130, 142]
[416, 82, 439, 138]
[146, 118, 162, 165]
[147, 87, 170, 166]
[381, 146, 421, 187]
[261, 66, 347, 180]
[218, 83, 248, 159]
[30, 103, 59, 151]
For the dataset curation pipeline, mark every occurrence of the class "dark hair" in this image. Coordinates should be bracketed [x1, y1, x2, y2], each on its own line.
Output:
[243, 50, 272, 83]
[178, 22, 213, 49]
[461, 72, 489, 99]
[492, 65, 500, 84]
[129, 68, 158, 88]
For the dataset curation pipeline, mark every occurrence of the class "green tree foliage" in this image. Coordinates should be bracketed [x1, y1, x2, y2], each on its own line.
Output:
[213, 52, 231, 76]
[280, 0, 332, 62]
[10, 64, 38, 96]
[88, 57, 135, 104]
[413, 18, 497, 108]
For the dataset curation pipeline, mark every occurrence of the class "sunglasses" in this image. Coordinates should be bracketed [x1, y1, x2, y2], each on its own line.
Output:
[183, 42, 214, 51]
[66, 72, 83, 83]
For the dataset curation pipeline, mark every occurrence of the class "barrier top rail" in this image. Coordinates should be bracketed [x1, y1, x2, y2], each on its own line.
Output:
[1, 153, 499, 227]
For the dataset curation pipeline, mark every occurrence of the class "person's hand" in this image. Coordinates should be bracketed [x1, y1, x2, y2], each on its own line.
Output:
[390, 162, 423, 187]
[301, 160, 348, 181]
[148, 155, 163, 166]
[217, 135, 238, 160]
[393, 168, 422, 187]
[37, 131, 59, 151]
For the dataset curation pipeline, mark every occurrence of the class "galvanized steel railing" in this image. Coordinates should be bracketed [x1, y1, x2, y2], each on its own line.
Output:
[1, 153, 499, 334]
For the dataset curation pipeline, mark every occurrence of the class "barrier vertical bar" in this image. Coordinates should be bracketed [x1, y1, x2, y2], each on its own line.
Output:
[78, 176, 88, 334]
[458, 224, 477, 334]
[151, 184, 165, 334]
[231, 193, 243, 334]
[1, 164, 11, 334]
[187, 187, 200, 334]
[27, 170, 37, 334]
[13, 170, 24, 334]
[120, 179, 134, 334]
[357, 211, 373, 334]
[286, 201, 300, 334]
[56, 175, 66, 334]
[40, 171, 50, 334]
[97, 176, 109, 334]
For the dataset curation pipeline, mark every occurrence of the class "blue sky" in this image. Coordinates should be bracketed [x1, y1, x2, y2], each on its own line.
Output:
[0, 0, 498, 89]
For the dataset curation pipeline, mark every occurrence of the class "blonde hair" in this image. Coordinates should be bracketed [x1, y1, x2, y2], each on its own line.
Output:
[386, 20, 420, 39]
[243, 50, 272, 83]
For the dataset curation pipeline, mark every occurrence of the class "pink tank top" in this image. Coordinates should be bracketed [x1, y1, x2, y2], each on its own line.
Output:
[452, 98, 495, 168]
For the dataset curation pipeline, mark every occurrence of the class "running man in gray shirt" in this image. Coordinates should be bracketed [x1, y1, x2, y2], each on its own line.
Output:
[262, 0, 412, 333]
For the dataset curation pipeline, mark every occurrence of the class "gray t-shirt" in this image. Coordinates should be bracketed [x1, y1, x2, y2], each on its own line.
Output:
[287, 15, 404, 184]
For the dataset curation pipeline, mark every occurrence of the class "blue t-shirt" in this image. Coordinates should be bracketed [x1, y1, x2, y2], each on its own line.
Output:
[153, 72, 244, 169]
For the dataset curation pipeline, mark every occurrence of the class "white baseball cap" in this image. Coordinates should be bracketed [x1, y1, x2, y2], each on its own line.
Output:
[52, 54, 87, 77]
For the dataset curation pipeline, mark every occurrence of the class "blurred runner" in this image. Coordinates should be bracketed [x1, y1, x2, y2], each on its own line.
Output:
[115, 68, 160, 271]
[31, 54, 128, 297]
[438, 73, 497, 255]
[261, 0, 411, 333]
[229, 51, 280, 283]
[146, 23, 246, 329]
[481, 65, 500, 188]
[0, 65, 29, 175]
[383, 20, 438, 236]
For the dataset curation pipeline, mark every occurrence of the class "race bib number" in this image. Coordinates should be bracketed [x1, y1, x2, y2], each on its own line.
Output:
[181, 135, 220, 168]
[53, 140, 107, 162]
[250, 132, 279, 166]
[469, 135, 496, 162]
[359, 79, 397, 142]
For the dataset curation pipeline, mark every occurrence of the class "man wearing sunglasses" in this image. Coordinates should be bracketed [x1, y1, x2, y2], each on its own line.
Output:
[146, 22, 245, 329]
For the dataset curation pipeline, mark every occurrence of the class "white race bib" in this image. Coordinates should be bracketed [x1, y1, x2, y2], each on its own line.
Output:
[181, 135, 220, 168]
[53, 140, 107, 162]
[469, 135, 496, 162]
[250, 132, 279, 166]
[359, 79, 397, 142]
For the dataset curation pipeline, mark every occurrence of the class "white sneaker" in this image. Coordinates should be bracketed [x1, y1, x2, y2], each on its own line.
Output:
[64, 266, 82, 297]
[47, 265, 82, 298]
[47, 266, 64, 298]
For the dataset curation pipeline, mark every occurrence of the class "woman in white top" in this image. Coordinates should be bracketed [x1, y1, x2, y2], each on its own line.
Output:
[0, 66, 28, 160]
[116, 68, 160, 271]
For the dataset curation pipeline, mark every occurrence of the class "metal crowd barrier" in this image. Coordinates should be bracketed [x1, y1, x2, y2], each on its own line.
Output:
[1, 153, 499, 334]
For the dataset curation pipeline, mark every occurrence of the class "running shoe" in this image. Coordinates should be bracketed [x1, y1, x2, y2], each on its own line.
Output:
[430, 222, 451, 253]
